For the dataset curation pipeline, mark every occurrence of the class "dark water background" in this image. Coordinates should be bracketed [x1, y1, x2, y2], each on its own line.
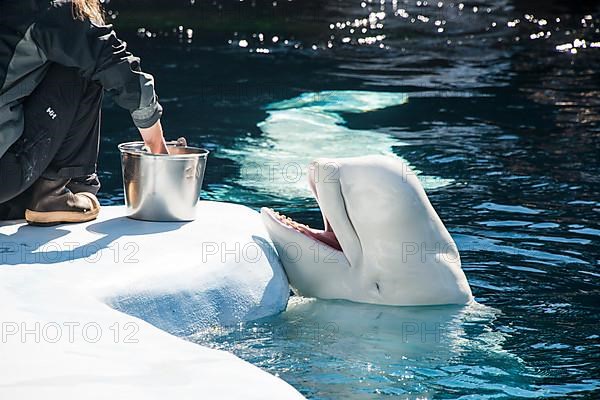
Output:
[100, 0, 599, 398]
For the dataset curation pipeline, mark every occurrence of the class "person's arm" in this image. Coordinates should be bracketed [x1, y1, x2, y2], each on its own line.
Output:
[31, 2, 167, 153]
[139, 120, 168, 154]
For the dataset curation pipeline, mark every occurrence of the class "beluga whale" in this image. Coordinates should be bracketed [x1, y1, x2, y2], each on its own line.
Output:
[261, 155, 473, 306]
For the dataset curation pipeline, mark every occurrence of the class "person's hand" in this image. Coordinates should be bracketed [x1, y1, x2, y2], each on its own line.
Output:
[139, 120, 169, 154]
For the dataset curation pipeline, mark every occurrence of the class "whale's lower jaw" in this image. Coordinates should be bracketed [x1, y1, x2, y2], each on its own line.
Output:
[260, 207, 351, 297]
[260, 208, 473, 306]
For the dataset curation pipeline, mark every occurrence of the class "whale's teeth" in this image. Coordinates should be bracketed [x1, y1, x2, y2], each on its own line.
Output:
[272, 210, 308, 232]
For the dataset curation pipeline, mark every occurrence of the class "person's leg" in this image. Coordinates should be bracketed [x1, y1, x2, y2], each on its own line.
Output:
[53, 67, 103, 196]
[0, 63, 102, 221]
[42, 66, 103, 183]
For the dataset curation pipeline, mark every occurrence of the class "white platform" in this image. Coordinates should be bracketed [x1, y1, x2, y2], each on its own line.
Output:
[0, 202, 300, 399]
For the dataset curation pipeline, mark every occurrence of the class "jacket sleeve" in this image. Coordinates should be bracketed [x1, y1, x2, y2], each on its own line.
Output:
[31, 1, 162, 128]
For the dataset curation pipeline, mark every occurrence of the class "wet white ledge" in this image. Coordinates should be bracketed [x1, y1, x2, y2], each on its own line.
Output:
[0, 202, 300, 399]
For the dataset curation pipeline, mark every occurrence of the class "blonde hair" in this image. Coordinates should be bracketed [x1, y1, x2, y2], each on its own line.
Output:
[72, 0, 105, 24]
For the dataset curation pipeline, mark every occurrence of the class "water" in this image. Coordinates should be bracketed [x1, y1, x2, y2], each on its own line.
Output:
[100, 1, 599, 398]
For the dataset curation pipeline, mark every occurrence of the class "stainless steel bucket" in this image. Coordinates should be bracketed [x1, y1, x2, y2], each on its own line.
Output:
[118, 141, 209, 221]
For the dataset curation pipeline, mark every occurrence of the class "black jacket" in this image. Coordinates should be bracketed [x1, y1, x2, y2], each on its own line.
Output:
[0, 0, 162, 158]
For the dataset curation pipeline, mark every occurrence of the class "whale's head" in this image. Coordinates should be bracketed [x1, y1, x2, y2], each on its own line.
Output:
[261, 155, 473, 306]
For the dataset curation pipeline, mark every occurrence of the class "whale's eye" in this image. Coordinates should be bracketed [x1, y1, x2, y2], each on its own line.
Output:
[375, 282, 381, 292]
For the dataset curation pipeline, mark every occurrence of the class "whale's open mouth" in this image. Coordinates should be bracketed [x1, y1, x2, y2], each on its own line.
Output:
[261, 159, 366, 270]
[263, 208, 342, 251]
[262, 168, 343, 252]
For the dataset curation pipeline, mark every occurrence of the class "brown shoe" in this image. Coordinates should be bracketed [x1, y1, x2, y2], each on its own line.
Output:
[25, 178, 100, 226]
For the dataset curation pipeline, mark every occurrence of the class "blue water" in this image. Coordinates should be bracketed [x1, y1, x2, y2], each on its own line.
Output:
[101, 1, 599, 398]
